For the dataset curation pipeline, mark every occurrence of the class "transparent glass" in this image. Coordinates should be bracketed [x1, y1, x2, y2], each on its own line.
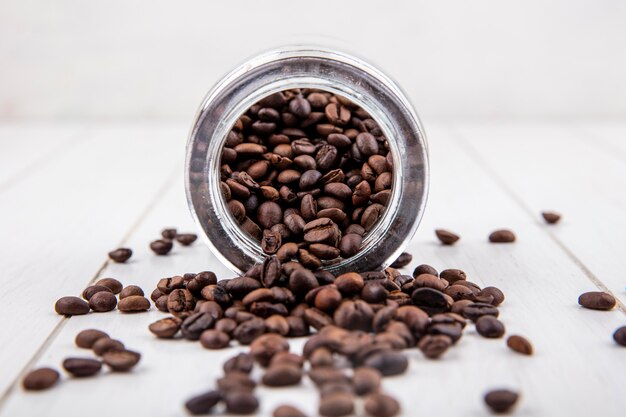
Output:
[185, 46, 429, 275]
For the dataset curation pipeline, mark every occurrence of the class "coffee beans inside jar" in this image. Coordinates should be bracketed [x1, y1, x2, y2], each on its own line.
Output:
[220, 89, 394, 267]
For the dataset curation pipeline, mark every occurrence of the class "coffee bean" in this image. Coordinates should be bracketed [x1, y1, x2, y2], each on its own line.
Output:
[361, 203, 385, 231]
[82, 285, 112, 300]
[224, 390, 259, 414]
[418, 334, 452, 359]
[506, 335, 533, 355]
[250, 333, 290, 366]
[75, 329, 109, 348]
[233, 317, 266, 345]
[462, 302, 499, 322]
[363, 350, 408, 376]
[273, 405, 308, 417]
[339, 233, 362, 258]
[161, 228, 177, 239]
[149, 317, 181, 339]
[167, 289, 195, 316]
[412, 264, 438, 278]
[224, 353, 255, 374]
[319, 392, 354, 417]
[476, 315, 506, 338]
[62, 357, 102, 377]
[335, 272, 364, 295]
[185, 390, 221, 415]
[289, 268, 319, 296]
[176, 233, 197, 246]
[484, 389, 519, 414]
[55, 296, 90, 316]
[488, 229, 516, 243]
[119, 285, 144, 299]
[200, 329, 230, 349]
[217, 371, 256, 391]
[411, 288, 453, 314]
[108, 248, 132, 263]
[480, 286, 505, 306]
[215, 317, 238, 335]
[89, 291, 117, 312]
[265, 314, 290, 335]
[118, 295, 150, 312]
[364, 393, 401, 417]
[356, 132, 379, 156]
[181, 312, 215, 340]
[333, 300, 373, 331]
[352, 367, 382, 395]
[435, 229, 460, 245]
[22, 367, 60, 391]
[314, 287, 342, 312]
[439, 268, 466, 284]
[578, 291, 616, 310]
[102, 349, 141, 371]
[92, 338, 125, 356]
[262, 230, 282, 254]
[541, 211, 561, 224]
[157, 276, 185, 294]
[150, 238, 173, 254]
[389, 252, 412, 268]
[262, 363, 303, 386]
[96, 278, 123, 294]
[613, 326, 626, 347]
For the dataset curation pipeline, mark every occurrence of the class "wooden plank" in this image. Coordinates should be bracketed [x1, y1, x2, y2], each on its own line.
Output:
[454, 121, 626, 309]
[0, 123, 187, 399]
[581, 122, 626, 157]
[1, 124, 623, 417]
[0, 123, 82, 191]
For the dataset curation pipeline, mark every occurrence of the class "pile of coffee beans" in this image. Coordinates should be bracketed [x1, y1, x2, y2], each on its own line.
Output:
[219, 89, 394, 266]
[22, 329, 140, 391]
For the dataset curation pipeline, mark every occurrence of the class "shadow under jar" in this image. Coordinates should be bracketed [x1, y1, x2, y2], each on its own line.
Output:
[186, 47, 429, 275]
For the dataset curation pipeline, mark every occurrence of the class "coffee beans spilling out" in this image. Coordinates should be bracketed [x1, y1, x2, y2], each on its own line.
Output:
[484, 389, 520, 414]
[435, 229, 460, 245]
[506, 335, 533, 355]
[108, 247, 132, 263]
[54, 278, 149, 316]
[149, 227, 198, 255]
[578, 291, 616, 311]
[22, 368, 60, 391]
[541, 211, 561, 224]
[219, 89, 394, 266]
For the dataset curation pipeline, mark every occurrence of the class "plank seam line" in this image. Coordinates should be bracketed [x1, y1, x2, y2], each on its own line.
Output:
[447, 125, 626, 316]
[577, 125, 626, 164]
[0, 161, 183, 409]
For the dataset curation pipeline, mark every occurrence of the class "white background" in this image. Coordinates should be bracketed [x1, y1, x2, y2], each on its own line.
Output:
[1, 0, 626, 123]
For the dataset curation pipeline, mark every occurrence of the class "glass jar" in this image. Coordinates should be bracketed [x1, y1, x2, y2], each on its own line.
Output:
[185, 46, 429, 275]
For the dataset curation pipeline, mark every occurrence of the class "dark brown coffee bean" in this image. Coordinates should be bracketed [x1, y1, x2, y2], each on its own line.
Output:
[181, 312, 215, 340]
[95, 277, 123, 294]
[82, 285, 112, 301]
[361, 203, 385, 231]
[333, 272, 363, 295]
[217, 371, 256, 392]
[258, 201, 283, 229]
[161, 228, 177, 239]
[289, 268, 319, 296]
[199, 329, 230, 349]
[224, 390, 259, 414]
[75, 329, 109, 348]
[22, 368, 59, 391]
[289, 95, 311, 118]
[319, 392, 355, 417]
[102, 349, 141, 371]
[89, 291, 117, 312]
[303, 218, 339, 245]
[578, 291, 616, 310]
[506, 335, 533, 355]
[273, 405, 308, 417]
[356, 132, 379, 156]
[390, 252, 412, 268]
[484, 389, 519, 414]
[167, 289, 195, 316]
[334, 300, 373, 331]
[476, 315, 506, 338]
[250, 333, 290, 366]
[435, 229, 460, 245]
[150, 238, 173, 255]
[480, 287, 505, 306]
[262, 363, 303, 386]
[613, 326, 626, 347]
[148, 317, 181, 339]
[439, 268, 466, 284]
[157, 276, 184, 294]
[314, 287, 343, 312]
[55, 296, 90, 316]
[338, 233, 362, 258]
[541, 211, 561, 224]
[364, 392, 401, 417]
[363, 350, 408, 376]
[176, 233, 197, 246]
[233, 317, 266, 345]
[352, 367, 381, 395]
[303, 307, 333, 330]
[418, 334, 452, 359]
[108, 248, 132, 263]
[62, 357, 102, 377]
[116, 295, 149, 312]
[215, 318, 238, 335]
[185, 390, 222, 415]
[489, 229, 516, 243]
[412, 264, 438, 278]
[411, 288, 453, 314]
[201, 285, 231, 306]
[92, 338, 125, 356]
[119, 285, 144, 299]
[224, 353, 255, 374]
[463, 302, 499, 322]
[265, 314, 290, 335]
[262, 230, 282, 254]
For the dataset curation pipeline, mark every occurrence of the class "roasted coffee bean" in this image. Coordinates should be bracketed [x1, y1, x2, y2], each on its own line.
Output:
[289, 268, 319, 296]
[309, 243, 341, 260]
[361, 204, 385, 231]
[412, 264, 438, 278]
[262, 230, 282, 254]
[75, 329, 109, 348]
[215, 318, 238, 335]
[201, 285, 231, 306]
[119, 285, 144, 299]
[363, 350, 408, 376]
[157, 276, 185, 294]
[339, 233, 362, 258]
[273, 405, 308, 417]
[303, 307, 333, 330]
[82, 285, 112, 301]
[224, 390, 259, 414]
[89, 291, 117, 312]
[506, 335, 533, 355]
[352, 367, 382, 395]
[22, 368, 60, 391]
[319, 392, 355, 417]
[233, 317, 266, 345]
[250, 333, 289, 366]
[435, 229, 460, 245]
[217, 371, 256, 391]
[92, 338, 124, 356]
[108, 247, 132, 263]
[488, 229, 516, 243]
[265, 314, 290, 335]
[286, 316, 309, 337]
[176, 233, 197, 246]
[150, 239, 173, 254]
[439, 268, 466, 284]
[96, 277, 123, 294]
[161, 228, 177, 239]
[364, 393, 401, 417]
[390, 252, 412, 268]
[262, 364, 303, 386]
[200, 329, 230, 349]
[541, 211, 561, 224]
[418, 334, 452, 359]
[167, 289, 195, 316]
[578, 291, 616, 310]
[185, 390, 222, 415]
[613, 326, 626, 347]
[445, 284, 475, 301]
[479, 286, 505, 306]
[181, 312, 215, 340]
[411, 288, 453, 314]
[102, 349, 141, 371]
[334, 300, 373, 331]
[335, 272, 364, 295]
[314, 286, 343, 312]
[484, 389, 519, 414]
[62, 357, 102, 377]
[149, 317, 181, 339]
[462, 302, 499, 322]
[224, 353, 255, 374]
[115, 295, 149, 312]
[55, 296, 90, 316]
[476, 315, 506, 338]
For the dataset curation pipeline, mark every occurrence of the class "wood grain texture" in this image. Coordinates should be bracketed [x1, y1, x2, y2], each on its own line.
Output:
[1, 123, 624, 417]
[0, 123, 186, 399]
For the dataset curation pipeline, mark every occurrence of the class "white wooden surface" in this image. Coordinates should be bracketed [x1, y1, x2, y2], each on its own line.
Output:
[0, 122, 625, 416]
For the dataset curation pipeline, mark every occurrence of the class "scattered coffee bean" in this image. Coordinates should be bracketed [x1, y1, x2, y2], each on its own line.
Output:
[224, 353, 255, 374]
[108, 248, 132, 263]
[102, 349, 141, 371]
[162, 228, 177, 239]
[463, 303, 499, 322]
[541, 211, 561, 224]
[273, 405, 308, 417]
[149, 317, 181, 339]
[55, 296, 90, 316]
[363, 350, 408, 376]
[96, 278, 123, 294]
[262, 364, 303, 386]
[89, 291, 117, 312]
[62, 357, 102, 377]
[613, 326, 626, 347]
[82, 285, 112, 301]
[150, 239, 173, 255]
[578, 291, 616, 310]
[352, 367, 381, 395]
[435, 229, 460, 245]
[75, 329, 109, 348]
[319, 392, 355, 417]
[489, 229, 516, 243]
[176, 233, 198, 246]
[364, 392, 401, 417]
[506, 335, 533, 355]
[476, 315, 506, 338]
[200, 329, 231, 349]
[119, 285, 144, 299]
[484, 389, 519, 414]
[224, 390, 259, 414]
[118, 295, 150, 312]
[22, 367, 60, 391]
[389, 252, 412, 268]
[185, 390, 221, 415]
[92, 338, 125, 356]
[418, 334, 452, 359]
